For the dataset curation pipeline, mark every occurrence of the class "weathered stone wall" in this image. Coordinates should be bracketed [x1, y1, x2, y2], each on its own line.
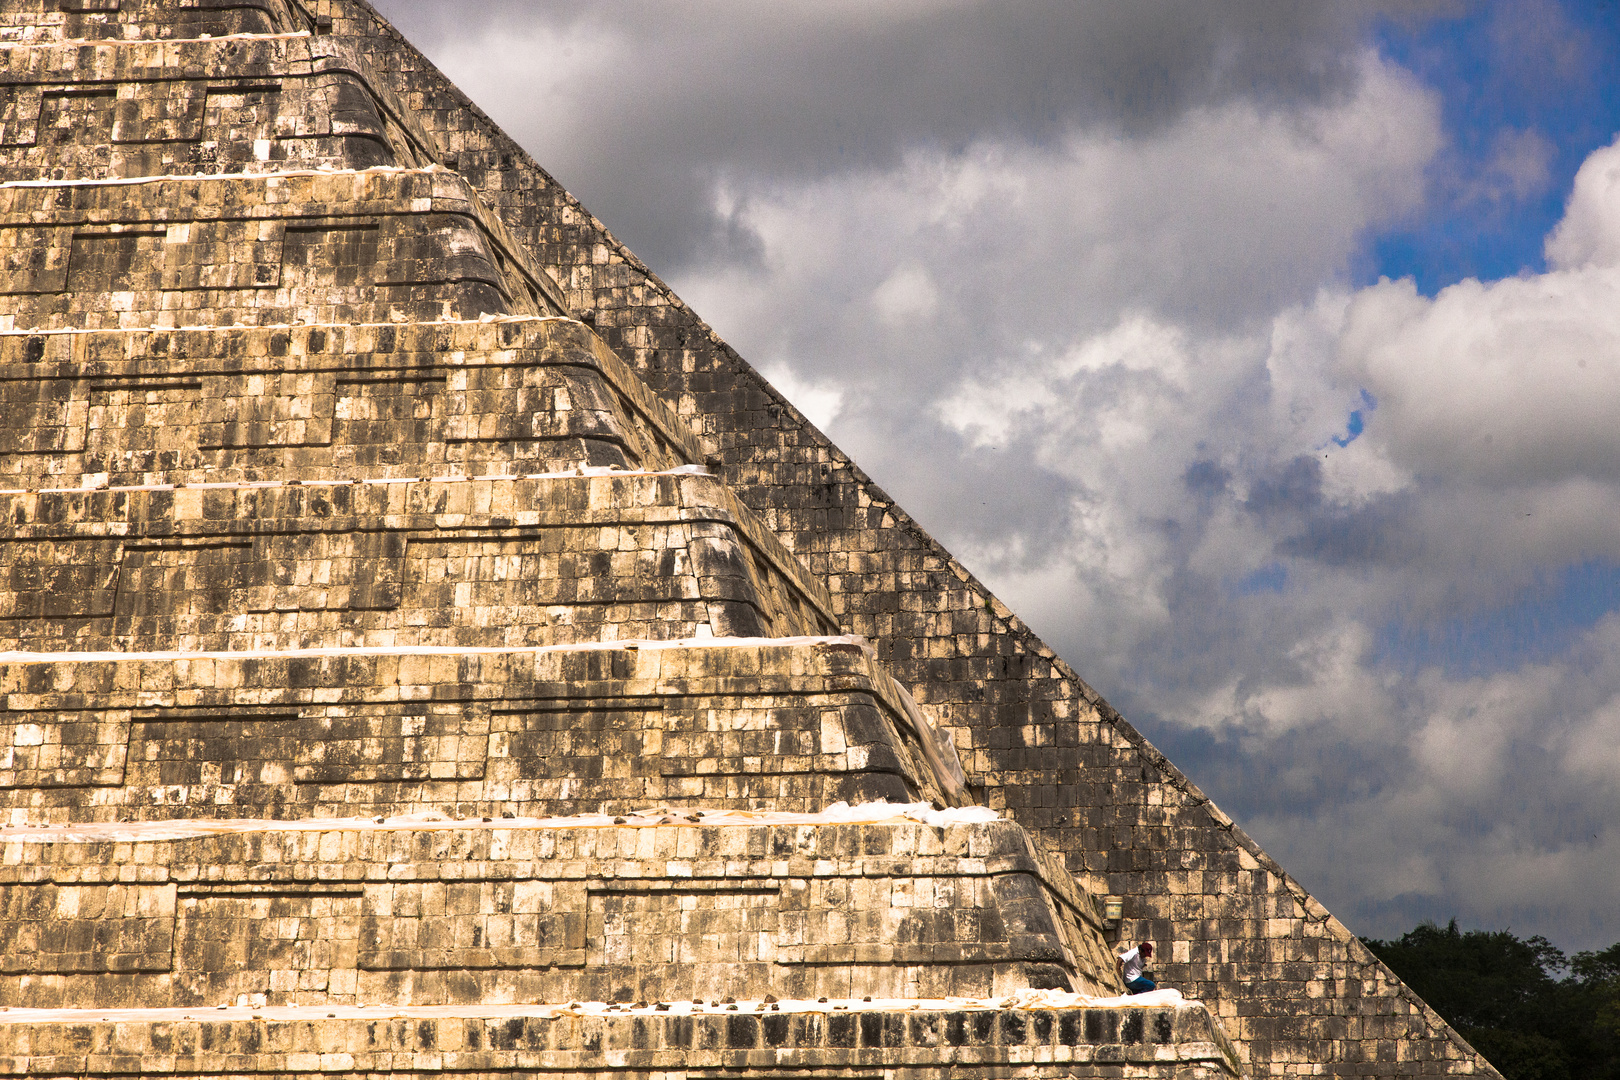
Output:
[0, 0, 316, 44]
[0, 1, 1493, 1073]
[0, 1002, 1240, 1080]
[0, 170, 563, 331]
[0, 320, 701, 485]
[0, 818, 1117, 1007]
[0, 641, 952, 820]
[0, 36, 438, 179]
[312, 0, 1504, 1073]
[0, 473, 838, 650]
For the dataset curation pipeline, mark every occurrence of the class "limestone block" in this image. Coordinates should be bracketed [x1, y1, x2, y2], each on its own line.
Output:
[0, 881, 175, 974]
[0, 819, 1117, 1008]
[0, 170, 564, 331]
[0, 640, 956, 821]
[0, 37, 438, 179]
[0, 319, 699, 486]
[0, 473, 835, 651]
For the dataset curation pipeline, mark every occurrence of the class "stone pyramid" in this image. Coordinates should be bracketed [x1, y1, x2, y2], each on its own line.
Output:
[0, 2, 1496, 1077]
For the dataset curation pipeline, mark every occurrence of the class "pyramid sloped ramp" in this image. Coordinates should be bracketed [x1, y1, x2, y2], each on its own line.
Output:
[0, 3, 1264, 1077]
[301, 1, 1509, 1075]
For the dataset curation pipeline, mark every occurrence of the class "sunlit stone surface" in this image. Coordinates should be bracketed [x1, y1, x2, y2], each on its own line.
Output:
[0, 1, 1498, 1076]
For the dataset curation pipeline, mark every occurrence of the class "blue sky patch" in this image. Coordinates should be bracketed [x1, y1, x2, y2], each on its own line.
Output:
[1367, 0, 1620, 293]
[1330, 390, 1377, 448]
[1375, 560, 1620, 677]
[1235, 562, 1288, 596]
[1330, 410, 1364, 448]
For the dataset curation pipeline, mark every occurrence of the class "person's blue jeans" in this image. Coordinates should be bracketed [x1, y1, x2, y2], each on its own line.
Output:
[1126, 976, 1156, 995]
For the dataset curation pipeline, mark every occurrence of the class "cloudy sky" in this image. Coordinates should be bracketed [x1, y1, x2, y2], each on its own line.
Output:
[373, 0, 1620, 953]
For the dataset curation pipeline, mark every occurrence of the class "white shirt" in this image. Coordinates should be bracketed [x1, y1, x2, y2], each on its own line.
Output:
[1119, 946, 1145, 983]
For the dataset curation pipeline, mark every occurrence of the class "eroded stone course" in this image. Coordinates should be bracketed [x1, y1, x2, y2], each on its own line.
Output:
[0, 1003, 1240, 1080]
[0, 819, 1117, 1008]
[1, 641, 953, 819]
[0, 0, 318, 45]
[0, 35, 437, 180]
[0, 169, 563, 331]
[295, 0, 1507, 1073]
[0, 472, 837, 650]
[0, 319, 698, 485]
[0, 0, 1490, 1075]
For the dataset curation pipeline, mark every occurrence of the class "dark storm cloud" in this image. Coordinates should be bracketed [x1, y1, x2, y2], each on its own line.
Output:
[372, 0, 1445, 269]
[1244, 454, 1324, 519]
[1275, 491, 1422, 566]
[1183, 460, 1233, 499]
[1143, 717, 1407, 823]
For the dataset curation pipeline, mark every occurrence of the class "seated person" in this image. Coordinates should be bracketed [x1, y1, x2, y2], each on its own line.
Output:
[1116, 941, 1156, 994]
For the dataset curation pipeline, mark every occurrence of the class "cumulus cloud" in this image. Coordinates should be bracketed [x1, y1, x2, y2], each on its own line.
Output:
[373, 0, 1620, 949]
[1246, 620, 1620, 945]
[1310, 137, 1620, 617]
[1343, 273, 1620, 487]
[695, 119, 1620, 946]
[1088, 144, 1620, 945]
[669, 54, 1440, 662]
[1546, 136, 1620, 270]
[1337, 143, 1620, 498]
[375, 0, 1445, 270]
[871, 264, 940, 327]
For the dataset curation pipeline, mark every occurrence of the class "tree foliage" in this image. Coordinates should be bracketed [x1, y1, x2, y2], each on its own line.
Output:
[1363, 921, 1620, 1080]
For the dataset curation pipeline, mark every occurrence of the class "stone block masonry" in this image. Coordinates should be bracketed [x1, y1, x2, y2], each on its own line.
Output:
[0, 35, 440, 180]
[0, 0, 318, 45]
[0, 169, 564, 331]
[0, 472, 838, 650]
[314, 0, 1507, 1072]
[0, 640, 954, 820]
[0, 1001, 1240, 1079]
[0, 319, 703, 485]
[0, 0, 1495, 1074]
[0, 818, 1115, 1007]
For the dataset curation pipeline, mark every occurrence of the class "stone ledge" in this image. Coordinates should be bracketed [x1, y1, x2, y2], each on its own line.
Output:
[0, 317, 705, 484]
[0, 168, 562, 329]
[0, 817, 1117, 1008]
[0, 0, 316, 44]
[0, 1001, 1240, 1078]
[0, 470, 836, 649]
[0, 639, 960, 817]
[0, 34, 440, 181]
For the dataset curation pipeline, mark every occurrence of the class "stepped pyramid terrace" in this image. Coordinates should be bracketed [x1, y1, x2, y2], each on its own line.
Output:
[0, 2, 1503, 1077]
